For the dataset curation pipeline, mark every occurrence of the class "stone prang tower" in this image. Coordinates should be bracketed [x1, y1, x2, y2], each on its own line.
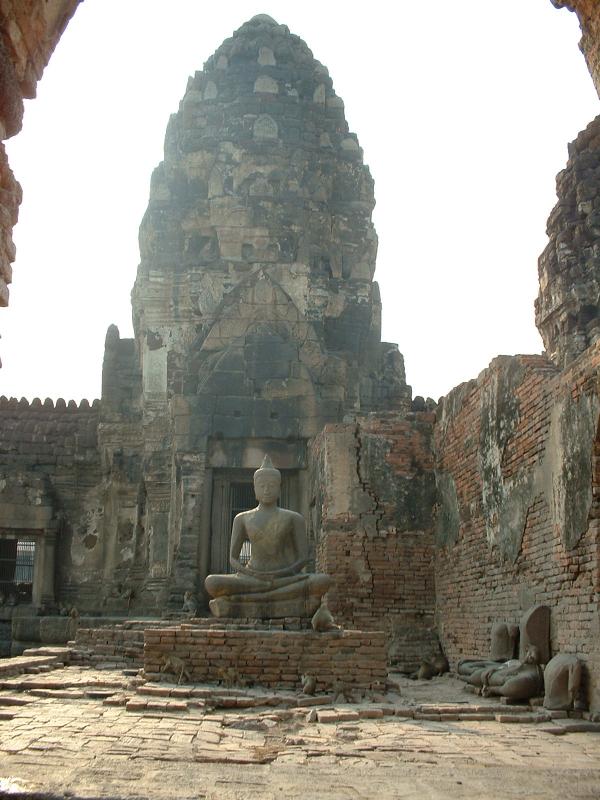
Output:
[99, 15, 411, 609]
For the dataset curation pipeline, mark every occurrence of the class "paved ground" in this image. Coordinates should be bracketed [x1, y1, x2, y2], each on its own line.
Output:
[0, 667, 599, 799]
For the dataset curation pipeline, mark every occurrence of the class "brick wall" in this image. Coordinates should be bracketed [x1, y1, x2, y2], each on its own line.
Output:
[0, 0, 80, 312]
[144, 626, 387, 691]
[311, 412, 438, 670]
[74, 627, 145, 667]
[434, 344, 600, 708]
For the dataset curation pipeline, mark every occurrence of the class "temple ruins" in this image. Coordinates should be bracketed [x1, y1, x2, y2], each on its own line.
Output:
[1, 4, 600, 733]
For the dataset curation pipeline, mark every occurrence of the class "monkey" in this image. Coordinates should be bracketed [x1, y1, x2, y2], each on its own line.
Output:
[311, 601, 341, 632]
[160, 654, 192, 685]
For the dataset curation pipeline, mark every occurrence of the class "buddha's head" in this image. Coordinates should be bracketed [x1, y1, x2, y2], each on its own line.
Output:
[253, 455, 281, 505]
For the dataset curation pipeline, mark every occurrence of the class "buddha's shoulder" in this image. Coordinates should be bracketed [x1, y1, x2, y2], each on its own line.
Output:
[233, 508, 257, 522]
[277, 507, 304, 522]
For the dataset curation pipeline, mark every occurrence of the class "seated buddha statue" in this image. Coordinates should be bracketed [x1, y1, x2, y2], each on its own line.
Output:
[479, 645, 544, 700]
[205, 455, 333, 619]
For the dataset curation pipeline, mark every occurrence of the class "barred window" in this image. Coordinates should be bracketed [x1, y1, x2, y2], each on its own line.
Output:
[230, 482, 255, 567]
[0, 538, 35, 601]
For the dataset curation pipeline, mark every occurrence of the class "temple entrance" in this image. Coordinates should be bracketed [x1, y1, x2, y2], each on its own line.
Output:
[210, 469, 298, 574]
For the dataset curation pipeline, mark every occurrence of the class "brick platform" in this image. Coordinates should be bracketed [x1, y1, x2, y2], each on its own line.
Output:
[72, 617, 315, 669]
[74, 627, 145, 667]
[144, 626, 387, 691]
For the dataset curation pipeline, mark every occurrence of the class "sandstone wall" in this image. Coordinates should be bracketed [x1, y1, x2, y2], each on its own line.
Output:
[0, 0, 80, 312]
[311, 412, 438, 671]
[95, 14, 413, 613]
[0, 395, 104, 609]
[536, 117, 600, 368]
[131, 13, 410, 420]
[434, 346, 600, 708]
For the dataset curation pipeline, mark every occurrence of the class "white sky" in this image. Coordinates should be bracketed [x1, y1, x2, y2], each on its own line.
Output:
[0, 0, 598, 402]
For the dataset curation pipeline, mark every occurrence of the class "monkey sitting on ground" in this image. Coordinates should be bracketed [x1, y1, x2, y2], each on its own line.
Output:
[301, 674, 317, 695]
[409, 647, 450, 680]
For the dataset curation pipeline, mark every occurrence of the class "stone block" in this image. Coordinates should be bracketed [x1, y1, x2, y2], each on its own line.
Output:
[39, 617, 75, 644]
[11, 616, 39, 644]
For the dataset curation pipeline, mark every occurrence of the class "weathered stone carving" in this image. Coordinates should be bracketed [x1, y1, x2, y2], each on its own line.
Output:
[182, 591, 199, 617]
[205, 456, 332, 618]
[536, 116, 600, 367]
[519, 604, 550, 665]
[491, 622, 519, 661]
[466, 645, 544, 700]
[544, 653, 583, 710]
[457, 621, 519, 678]
[460, 607, 550, 684]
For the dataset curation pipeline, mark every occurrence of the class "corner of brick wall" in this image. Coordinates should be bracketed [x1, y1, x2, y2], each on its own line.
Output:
[311, 411, 438, 671]
[434, 345, 600, 710]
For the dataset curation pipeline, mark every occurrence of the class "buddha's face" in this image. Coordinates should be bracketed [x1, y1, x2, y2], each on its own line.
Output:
[254, 473, 280, 505]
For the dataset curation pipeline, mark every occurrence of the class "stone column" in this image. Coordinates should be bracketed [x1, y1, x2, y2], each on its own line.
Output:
[33, 525, 58, 608]
[167, 452, 207, 608]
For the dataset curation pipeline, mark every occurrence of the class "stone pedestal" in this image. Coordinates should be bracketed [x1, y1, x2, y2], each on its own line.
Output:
[144, 624, 387, 691]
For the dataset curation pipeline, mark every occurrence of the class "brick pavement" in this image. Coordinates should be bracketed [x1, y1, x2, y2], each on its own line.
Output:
[0, 667, 599, 798]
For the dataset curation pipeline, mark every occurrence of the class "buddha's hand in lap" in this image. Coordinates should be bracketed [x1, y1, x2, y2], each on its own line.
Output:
[236, 566, 275, 587]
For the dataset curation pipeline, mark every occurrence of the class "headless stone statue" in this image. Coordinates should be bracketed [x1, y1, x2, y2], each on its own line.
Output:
[479, 645, 544, 701]
[205, 456, 333, 619]
[491, 622, 519, 661]
[457, 621, 519, 678]
[543, 654, 582, 711]
[519, 604, 550, 665]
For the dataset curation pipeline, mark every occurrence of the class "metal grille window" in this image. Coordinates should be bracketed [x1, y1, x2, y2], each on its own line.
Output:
[0, 538, 35, 601]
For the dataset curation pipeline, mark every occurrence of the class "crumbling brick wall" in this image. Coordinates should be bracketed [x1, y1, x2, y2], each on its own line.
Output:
[553, 1, 600, 98]
[311, 411, 438, 671]
[0, 1, 80, 311]
[434, 345, 600, 707]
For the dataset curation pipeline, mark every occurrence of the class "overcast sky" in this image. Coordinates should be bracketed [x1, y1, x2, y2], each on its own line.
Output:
[1, 0, 598, 402]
